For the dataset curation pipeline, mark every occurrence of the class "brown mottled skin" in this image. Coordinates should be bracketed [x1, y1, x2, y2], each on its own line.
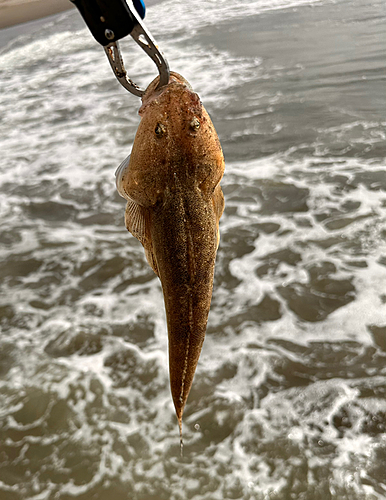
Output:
[117, 72, 225, 434]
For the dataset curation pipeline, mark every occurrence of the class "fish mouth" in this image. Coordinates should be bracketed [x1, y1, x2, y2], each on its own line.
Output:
[140, 71, 194, 114]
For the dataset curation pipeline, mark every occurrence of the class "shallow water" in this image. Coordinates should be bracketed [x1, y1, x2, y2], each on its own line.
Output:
[0, 0, 386, 498]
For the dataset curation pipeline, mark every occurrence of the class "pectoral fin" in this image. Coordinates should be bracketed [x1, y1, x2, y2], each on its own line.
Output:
[124, 199, 158, 276]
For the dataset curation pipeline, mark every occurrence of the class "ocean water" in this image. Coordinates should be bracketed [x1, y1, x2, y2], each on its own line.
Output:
[0, 0, 386, 498]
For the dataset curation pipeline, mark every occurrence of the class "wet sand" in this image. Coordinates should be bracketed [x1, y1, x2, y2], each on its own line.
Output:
[0, 0, 75, 29]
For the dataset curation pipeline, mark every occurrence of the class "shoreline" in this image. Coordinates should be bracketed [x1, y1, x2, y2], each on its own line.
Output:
[0, 0, 74, 30]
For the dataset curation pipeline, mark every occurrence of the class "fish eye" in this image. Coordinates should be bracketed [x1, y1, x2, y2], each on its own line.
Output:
[155, 123, 166, 137]
[190, 117, 200, 131]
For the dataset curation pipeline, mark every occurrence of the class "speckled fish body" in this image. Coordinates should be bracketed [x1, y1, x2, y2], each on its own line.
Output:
[116, 72, 225, 431]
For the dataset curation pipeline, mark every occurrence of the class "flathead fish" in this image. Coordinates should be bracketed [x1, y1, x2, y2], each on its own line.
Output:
[116, 72, 225, 446]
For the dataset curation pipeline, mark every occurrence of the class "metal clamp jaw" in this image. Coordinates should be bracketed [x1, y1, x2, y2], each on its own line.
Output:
[71, 0, 170, 97]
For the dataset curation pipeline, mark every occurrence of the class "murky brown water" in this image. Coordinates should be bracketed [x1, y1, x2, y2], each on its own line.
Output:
[1, 0, 386, 498]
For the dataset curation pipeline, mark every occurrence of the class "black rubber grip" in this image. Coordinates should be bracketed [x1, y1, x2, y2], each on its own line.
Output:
[71, 0, 138, 46]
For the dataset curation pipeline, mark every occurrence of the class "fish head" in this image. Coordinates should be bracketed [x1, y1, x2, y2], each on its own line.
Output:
[116, 72, 225, 208]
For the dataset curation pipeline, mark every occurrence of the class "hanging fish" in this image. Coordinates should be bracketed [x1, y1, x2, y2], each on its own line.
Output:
[116, 72, 225, 449]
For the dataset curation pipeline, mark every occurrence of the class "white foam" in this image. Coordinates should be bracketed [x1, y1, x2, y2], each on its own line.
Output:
[0, 1, 385, 498]
[148, 0, 323, 36]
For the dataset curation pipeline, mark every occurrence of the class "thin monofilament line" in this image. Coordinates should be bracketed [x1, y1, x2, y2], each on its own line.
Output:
[179, 417, 183, 458]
